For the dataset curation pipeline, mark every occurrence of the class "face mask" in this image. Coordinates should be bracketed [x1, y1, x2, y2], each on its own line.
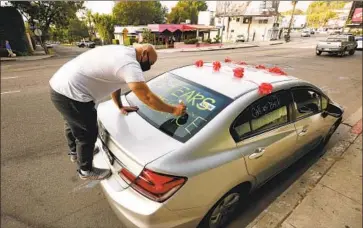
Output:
[139, 53, 151, 72]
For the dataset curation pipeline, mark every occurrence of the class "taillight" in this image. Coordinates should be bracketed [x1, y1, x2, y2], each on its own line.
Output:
[119, 168, 187, 202]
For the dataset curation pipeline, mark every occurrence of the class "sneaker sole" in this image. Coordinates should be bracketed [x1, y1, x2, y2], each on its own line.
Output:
[79, 171, 112, 181]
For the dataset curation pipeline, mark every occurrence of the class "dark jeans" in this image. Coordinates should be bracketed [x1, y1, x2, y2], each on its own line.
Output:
[50, 88, 98, 171]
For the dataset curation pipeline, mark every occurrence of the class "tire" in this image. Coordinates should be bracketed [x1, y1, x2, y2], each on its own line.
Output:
[316, 50, 322, 55]
[349, 49, 355, 55]
[339, 48, 346, 57]
[198, 186, 248, 228]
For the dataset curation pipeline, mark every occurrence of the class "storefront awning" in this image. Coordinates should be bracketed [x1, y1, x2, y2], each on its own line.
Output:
[148, 24, 216, 33]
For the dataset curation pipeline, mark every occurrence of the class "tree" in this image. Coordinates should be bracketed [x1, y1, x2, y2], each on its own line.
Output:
[9, 1, 84, 53]
[67, 18, 89, 42]
[113, 1, 167, 25]
[167, 0, 208, 24]
[141, 29, 154, 44]
[306, 1, 345, 28]
[93, 13, 115, 44]
[281, 9, 304, 16]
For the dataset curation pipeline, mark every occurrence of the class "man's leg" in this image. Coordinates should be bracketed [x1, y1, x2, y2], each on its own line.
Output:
[50, 88, 110, 180]
[64, 121, 77, 162]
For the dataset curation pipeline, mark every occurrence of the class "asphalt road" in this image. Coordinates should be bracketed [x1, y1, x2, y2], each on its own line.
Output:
[1, 36, 362, 228]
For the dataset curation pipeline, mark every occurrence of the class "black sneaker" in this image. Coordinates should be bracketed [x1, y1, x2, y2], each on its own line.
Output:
[78, 167, 112, 181]
[68, 152, 77, 163]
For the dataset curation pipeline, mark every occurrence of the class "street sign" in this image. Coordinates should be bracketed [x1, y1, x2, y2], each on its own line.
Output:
[34, 29, 42, 36]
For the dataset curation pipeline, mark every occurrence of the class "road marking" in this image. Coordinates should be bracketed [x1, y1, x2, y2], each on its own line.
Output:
[1, 77, 18, 80]
[1, 90, 21, 95]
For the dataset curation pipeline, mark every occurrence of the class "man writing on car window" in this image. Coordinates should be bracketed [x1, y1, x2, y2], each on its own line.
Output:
[49, 44, 186, 181]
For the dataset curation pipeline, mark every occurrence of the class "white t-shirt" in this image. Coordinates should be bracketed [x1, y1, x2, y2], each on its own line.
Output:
[49, 45, 145, 102]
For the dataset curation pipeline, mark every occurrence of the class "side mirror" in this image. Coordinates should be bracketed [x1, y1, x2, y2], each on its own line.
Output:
[322, 103, 343, 118]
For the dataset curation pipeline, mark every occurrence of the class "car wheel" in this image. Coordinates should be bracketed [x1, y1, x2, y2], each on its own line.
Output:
[198, 186, 249, 228]
[349, 49, 355, 55]
[339, 48, 346, 57]
[316, 50, 322, 55]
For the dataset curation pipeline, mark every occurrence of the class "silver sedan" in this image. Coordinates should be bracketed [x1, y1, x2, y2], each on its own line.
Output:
[93, 62, 343, 228]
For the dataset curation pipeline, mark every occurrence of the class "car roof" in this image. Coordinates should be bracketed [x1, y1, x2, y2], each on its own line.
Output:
[170, 62, 298, 99]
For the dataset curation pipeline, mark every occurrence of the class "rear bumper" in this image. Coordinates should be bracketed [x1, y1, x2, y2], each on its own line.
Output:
[93, 138, 199, 228]
[316, 47, 343, 52]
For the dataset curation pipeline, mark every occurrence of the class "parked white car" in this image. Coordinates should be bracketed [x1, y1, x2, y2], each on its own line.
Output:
[93, 62, 343, 228]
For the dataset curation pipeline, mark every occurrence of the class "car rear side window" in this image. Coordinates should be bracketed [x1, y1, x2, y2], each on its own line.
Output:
[232, 90, 292, 142]
[291, 89, 322, 119]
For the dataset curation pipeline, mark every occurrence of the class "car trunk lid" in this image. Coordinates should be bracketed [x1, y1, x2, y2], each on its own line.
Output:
[97, 98, 182, 180]
[318, 41, 341, 49]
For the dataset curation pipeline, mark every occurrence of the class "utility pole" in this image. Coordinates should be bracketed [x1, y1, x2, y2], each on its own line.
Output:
[287, 1, 297, 38]
[220, 1, 230, 44]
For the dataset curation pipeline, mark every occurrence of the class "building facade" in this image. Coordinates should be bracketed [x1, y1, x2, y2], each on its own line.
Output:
[214, 1, 280, 42]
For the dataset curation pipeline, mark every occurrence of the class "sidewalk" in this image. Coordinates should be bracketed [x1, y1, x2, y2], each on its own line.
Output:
[1, 48, 54, 62]
[157, 40, 285, 53]
[246, 108, 362, 228]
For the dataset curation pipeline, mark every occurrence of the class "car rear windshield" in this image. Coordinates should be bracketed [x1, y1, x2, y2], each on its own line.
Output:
[126, 73, 233, 142]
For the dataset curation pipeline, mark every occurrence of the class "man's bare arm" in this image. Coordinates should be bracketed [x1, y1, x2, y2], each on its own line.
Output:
[111, 89, 122, 109]
[128, 82, 185, 116]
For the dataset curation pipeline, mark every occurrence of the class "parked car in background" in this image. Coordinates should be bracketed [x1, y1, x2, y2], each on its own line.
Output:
[355, 36, 362, 50]
[301, 30, 311, 37]
[316, 34, 357, 56]
[234, 34, 245, 43]
[93, 62, 344, 228]
[77, 41, 95, 48]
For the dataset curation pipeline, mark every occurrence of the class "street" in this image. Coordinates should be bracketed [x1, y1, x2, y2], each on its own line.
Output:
[1, 36, 362, 228]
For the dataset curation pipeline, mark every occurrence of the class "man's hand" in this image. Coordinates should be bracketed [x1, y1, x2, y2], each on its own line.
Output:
[120, 106, 139, 115]
[172, 102, 187, 116]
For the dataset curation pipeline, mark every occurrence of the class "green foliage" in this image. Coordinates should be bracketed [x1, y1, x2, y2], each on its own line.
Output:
[184, 38, 198, 44]
[93, 13, 115, 44]
[205, 38, 212, 44]
[113, 1, 167, 25]
[112, 39, 119, 45]
[167, 0, 208, 24]
[67, 19, 88, 42]
[213, 35, 221, 43]
[9, 1, 84, 38]
[0, 6, 30, 55]
[123, 37, 130, 46]
[281, 9, 305, 16]
[306, 1, 345, 28]
[141, 29, 154, 44]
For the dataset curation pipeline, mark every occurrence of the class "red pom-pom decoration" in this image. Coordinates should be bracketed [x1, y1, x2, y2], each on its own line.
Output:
[225, 57, 232, 63]
[268, 66, 287, 75]
[233, 67, 244, 78]
[258, 83, 273, 95]
[213, 61, 222, 72]
[255, 64, 266, 69]
[237, 61, 247, 65]
[195, 60, 204, 68]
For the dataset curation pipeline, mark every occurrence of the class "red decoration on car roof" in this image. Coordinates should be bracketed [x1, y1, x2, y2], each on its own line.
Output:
[255, 64, 266, 69]
[225, 57, 232, 63]
[233, 67, 244, 78]
[213, 61, 221, 72]
[268, 66, 287, 75]
[258, 83, 273, 95]
[195, 60, 204, 68]
[237, 61, 247, 65]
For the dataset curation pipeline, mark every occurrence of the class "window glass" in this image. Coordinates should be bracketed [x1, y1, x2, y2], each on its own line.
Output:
[232, 91, 292, 141]
[322, 96, 329, 110]
[292, 89, 322, 119]
[126, 73, 232, 143]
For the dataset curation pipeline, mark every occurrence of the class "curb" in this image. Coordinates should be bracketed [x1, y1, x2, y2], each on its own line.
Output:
[180, 45, 258, 52]
[0, 54, 55, 62]
[246, 108, 362, 228]
[269, 42, 284, 45]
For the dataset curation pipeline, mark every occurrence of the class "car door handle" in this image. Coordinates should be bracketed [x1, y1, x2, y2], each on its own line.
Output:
[299, 128, 308, 136]
[249, 148, 265, 159]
